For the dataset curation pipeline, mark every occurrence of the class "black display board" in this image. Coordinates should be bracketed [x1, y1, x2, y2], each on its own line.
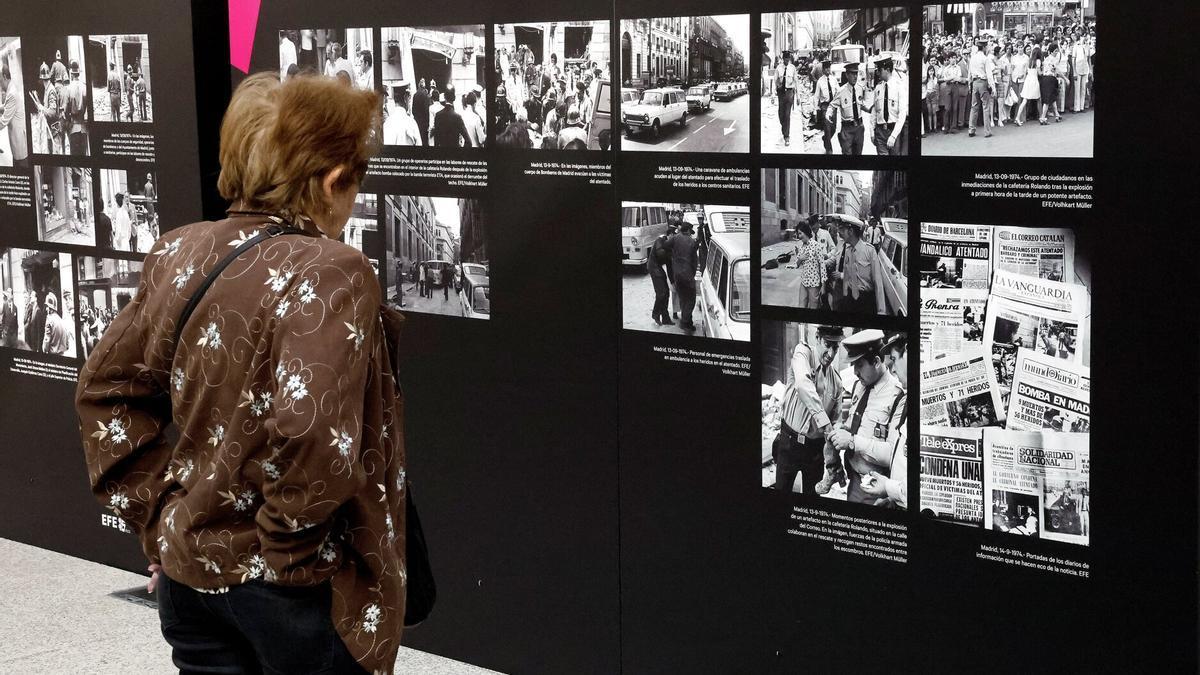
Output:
[0, 0, 1196, 673]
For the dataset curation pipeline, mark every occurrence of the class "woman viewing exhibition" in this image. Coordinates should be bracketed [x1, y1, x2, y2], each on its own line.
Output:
[75, 72, 407, 675]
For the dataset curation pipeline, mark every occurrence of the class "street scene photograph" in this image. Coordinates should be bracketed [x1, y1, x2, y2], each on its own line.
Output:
[760, 169, 908, 316]
[380, 25, 486, 148]
[26, 35, 90, 156]
[492, 20, 612, 150]
[34, 165, 95, 247]
[920, 2, 1095, 157]
[98, 168, 158, 253]
[0, 37, 30, 168]
[278, 28, 374, 89]
[0, 248, 76, 357]
[76, 255, 142, 359]
[618, 16, 750, 153]
[621, 202, 749, 340]
[761, 8, 910, 155]
[341, 193, 379, 278]
[384, 195, 488, 319]
[89, 34, 152, 123]
[762, 321, 908, 509]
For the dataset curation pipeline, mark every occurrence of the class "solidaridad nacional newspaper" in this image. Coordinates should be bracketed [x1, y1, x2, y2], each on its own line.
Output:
[984, 429, 1090, 546]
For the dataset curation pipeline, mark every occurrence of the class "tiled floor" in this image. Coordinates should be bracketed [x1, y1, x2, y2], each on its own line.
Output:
[0, 537, 499, 674]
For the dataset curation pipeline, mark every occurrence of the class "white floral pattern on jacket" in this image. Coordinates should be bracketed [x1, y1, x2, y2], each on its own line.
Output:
[76, 215, 407, 674]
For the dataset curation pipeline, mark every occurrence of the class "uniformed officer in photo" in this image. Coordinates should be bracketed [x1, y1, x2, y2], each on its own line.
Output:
[814, 58, 837, 154]
[772, 324, 843, 494]
[861, 332, 908, 508]
[871, 56, 907, 156]
[818, 329, 906, 505]
[826, 62, 870, 155]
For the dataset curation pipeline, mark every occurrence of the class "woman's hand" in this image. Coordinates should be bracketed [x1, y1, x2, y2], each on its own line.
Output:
[147, 563, 162, 594]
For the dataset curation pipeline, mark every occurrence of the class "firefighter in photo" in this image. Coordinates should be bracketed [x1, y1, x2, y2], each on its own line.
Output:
[817, 329, 906, 505]
[826, 62, 870, 155]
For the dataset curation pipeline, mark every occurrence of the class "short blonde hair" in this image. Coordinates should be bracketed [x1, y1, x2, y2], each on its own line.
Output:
[218, 72, 381, 219]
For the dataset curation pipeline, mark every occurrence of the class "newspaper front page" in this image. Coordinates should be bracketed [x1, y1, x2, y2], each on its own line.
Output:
[991, 226, 1076, 282]
[920, 222, 993, 290]
[919, 426, 984, 526]
[920, 288, 989, 360]
[1006, 350, 1091, 434]
[919, 350, 1006, 427]
[983, 429, 1090, 546]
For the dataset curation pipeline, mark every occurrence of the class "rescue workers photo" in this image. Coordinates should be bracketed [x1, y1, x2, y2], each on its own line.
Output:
[761, 168, 908, 316]
[621, 202, 749, 341]
[24, 35, 91, 156]
[761, 321, 908, 510]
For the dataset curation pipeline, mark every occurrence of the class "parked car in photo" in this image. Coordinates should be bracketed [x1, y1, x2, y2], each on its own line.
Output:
[686, 84, 712, 111]
[714, 82, 735, 101]
[698, 231, 751, 342]
[621, 87, 639, 106]
[623, 87, 687, 139]
[458, 270, 490, 319]
[877, 218, 908, 316]
[829, 43, 866, 82]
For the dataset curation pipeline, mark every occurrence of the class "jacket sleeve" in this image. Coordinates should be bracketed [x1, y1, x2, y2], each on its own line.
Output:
[255, 251, 381, 578]
[852, 392, 906, 468]
[76, 253, 173, 563]
[791, 347, 831, 429]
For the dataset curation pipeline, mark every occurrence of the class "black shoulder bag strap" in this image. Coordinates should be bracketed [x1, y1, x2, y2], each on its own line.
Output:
[174, 222, 307, 346]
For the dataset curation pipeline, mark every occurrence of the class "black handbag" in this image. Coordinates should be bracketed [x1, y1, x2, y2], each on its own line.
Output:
[175, 215, 436, 627]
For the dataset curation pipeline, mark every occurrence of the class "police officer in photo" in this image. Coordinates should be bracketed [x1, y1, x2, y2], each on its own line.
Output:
[871, 56, 907, 156]
[826, 62, 870, 155]
[648, 224, 673, 327]
[861, 333, 908, 508]
[819, 329, 906, 505]
[106, 63, 123, 122]
[773, 324, 842, 494]
[814, 58, 837, 154]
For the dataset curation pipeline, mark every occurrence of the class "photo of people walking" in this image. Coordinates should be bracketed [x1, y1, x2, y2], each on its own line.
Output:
[0, 37, 30, 168]
[920, 3, 1095, 157]
[761, 169, 908, 316]
[380, 26, 486, 148]
[493, 20, 611, 150]
[621, 201, 749, 341]
[761, 8, 909, 155]
[384, 195, 489, 319]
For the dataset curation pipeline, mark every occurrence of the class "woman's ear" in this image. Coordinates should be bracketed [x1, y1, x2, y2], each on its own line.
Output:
[321, 165, 347, 203]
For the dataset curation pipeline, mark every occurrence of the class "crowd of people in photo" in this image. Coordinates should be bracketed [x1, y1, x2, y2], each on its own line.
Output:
[492, 45, 610, 150]
[921, 20, 1095, 137]
[97, 173, 158, 253]
[0, 287, 72, 355]
[29, 51, 88, 155]
[770, 213, 899, 314]
[381, 78, 486, 148]
[78, 301, 120, 358]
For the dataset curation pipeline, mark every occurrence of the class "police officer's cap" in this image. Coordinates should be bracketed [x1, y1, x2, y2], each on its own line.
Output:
[816, 325, 845, 341]
[880, 332, 906, 355]
[872, 56, 893, 71]
[843, 329, 886, 364]
[821, 58, 832, 68]
[844, 62, 861, 74]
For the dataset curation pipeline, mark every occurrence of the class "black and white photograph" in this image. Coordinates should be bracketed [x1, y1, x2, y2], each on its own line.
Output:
[920, 3, 1095, 157]
[89, 34, 152, 123]
[761, 8, 910, 155]
[75, 255, 141, 359]
[1043, 479, 1088, 537]
[762, 321, 908, 509]
[26, 35, 90, 156]
[379, 26, 486, 148]
[493, 20, 612, 150]
[383, 195, 488, 319]
[618, 16, 750, 152]
[279, 29, 373, 90]
[98, 168, 158, 253]
[342, 192, 377, 251]
[990, 488, 1040, 536]
[0, 248, 76, 357]
[33, 165, 95, 247]
[621, 202, 749, 340]
[0, 37, 30, 167]
[761, 169, 907, 316]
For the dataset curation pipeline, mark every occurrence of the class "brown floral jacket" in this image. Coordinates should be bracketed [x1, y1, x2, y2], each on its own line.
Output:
[75, 214, 407, 674]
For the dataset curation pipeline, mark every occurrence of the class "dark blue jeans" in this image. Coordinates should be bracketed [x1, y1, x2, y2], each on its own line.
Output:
[157, 573, 367, 674]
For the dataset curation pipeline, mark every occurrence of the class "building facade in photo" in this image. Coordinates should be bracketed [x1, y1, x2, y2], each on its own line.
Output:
[384, 195, 437, 277]
[852, 6, 911, 54]
[926, 2, 1095, 37]
[763, 12, 817, 65]
[760, 169, 836, 247]
[620, 17, 687, 86]
[380, 26, 484, 95]
[833, 170, 864, 220]
[495, 22, 610, 73]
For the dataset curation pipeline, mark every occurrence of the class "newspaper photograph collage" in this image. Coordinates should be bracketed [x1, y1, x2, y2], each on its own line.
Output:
[919, 223, 1090, 546]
